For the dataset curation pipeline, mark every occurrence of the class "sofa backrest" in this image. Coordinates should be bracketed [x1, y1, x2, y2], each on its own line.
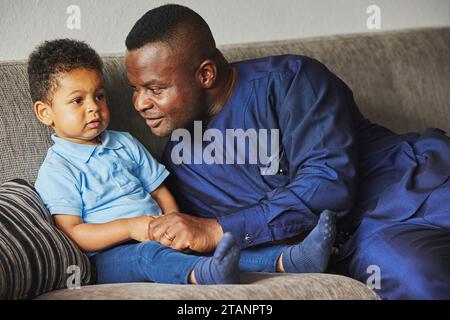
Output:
[1, 27, 449, 184]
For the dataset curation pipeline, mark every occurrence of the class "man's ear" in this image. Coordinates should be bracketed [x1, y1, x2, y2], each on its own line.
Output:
[196, 60, 217, 89]
[33, 101, 54, 126]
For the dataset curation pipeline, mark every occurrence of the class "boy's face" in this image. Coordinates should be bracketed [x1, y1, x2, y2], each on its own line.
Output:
[36, 68, 110, 145]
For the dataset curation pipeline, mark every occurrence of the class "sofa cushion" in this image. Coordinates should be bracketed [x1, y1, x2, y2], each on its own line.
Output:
[220, 27, 450, 135]
[36, 272, 379, 300]
[0, 179, 94, 299]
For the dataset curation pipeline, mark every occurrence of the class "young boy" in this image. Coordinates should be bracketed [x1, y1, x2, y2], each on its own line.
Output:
[30, 39, 239, 285]
[30, 39, 337, 285]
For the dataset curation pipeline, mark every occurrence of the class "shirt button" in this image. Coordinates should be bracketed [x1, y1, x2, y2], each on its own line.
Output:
[112, 163, 118, 170]
[244, 234, 253, 244]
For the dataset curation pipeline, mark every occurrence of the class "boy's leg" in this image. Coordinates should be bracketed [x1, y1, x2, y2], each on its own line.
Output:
[194, 232, 241, 284]
[239, 244, 286, 272]
[93, 241, 199, 284]
[93, 232, 241, 285]
[281, 210, 336, 273]
[239, 210, 337, 273]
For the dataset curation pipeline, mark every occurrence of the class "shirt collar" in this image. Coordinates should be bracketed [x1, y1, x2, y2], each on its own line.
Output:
[51, 130, 123, 163]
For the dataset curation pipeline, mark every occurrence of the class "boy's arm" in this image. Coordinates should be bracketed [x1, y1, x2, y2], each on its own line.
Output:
[151, 184, 179, 215]
[53, 214, 156, 252]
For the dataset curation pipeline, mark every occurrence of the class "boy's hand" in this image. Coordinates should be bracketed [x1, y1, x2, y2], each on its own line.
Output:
[128, 216, 158, 242]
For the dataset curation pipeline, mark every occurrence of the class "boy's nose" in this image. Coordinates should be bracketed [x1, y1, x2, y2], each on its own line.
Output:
[87, 101, 100, 113]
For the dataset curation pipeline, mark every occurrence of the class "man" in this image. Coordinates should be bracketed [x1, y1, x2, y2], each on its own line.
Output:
[124, 4, 450, 299]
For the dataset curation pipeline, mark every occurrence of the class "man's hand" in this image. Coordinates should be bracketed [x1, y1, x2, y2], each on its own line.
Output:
[148, 212, 224, 253]
[127, 216, 158, 242]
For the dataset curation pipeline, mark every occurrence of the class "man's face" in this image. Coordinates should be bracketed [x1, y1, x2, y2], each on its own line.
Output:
[125, 43, 205, 137]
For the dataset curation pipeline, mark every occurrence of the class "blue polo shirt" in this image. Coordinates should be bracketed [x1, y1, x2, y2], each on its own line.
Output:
[35, 130, 169, 224]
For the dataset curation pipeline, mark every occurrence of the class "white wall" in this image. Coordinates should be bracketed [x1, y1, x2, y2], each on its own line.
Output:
[1, 0, 449, 61]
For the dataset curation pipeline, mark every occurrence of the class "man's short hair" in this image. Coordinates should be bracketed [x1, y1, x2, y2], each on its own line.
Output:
[27, 39, 103, 103]
[125, 4, 215, 51]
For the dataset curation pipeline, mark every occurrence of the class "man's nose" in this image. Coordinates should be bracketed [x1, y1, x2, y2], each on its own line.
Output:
[134, 91, 153, 112]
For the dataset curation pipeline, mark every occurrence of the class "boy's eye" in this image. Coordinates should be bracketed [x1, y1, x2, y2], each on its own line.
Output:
[72, 97, 83, 105]
[95, 94, 105, 101]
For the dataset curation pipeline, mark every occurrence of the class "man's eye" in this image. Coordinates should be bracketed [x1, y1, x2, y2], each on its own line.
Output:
[150, 88, 163, 95]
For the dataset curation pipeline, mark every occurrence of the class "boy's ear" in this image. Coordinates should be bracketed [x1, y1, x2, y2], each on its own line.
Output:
[33, 101, 54, 126]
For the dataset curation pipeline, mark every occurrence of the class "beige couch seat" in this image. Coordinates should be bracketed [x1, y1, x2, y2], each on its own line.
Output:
[36, 273, 379, 300]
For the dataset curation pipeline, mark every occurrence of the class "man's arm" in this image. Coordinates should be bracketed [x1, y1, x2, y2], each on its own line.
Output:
[217, 58, 360, 248]
[54, 214, 156, 252]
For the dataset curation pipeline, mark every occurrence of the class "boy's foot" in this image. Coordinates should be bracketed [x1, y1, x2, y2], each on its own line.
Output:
[194, 232, 240, 284]
[281, 210, 337, 273]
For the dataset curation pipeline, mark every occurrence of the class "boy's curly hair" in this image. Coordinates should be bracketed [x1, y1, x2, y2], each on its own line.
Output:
[27, 39, 103, 103]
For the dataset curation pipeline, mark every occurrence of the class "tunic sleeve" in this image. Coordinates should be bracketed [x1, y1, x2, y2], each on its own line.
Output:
[218, 58, 360, 248]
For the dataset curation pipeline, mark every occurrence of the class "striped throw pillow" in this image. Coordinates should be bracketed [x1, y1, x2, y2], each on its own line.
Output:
[0, 179, 94, 299]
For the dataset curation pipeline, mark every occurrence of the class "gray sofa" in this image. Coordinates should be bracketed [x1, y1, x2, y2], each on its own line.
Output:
[1, 27, 449, 300]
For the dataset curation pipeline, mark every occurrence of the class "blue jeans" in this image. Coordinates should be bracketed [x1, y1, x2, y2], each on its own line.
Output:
[92, 241, 287, 284]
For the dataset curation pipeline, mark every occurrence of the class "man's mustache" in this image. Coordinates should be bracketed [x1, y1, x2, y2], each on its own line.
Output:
[141, 112, 164, 119]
